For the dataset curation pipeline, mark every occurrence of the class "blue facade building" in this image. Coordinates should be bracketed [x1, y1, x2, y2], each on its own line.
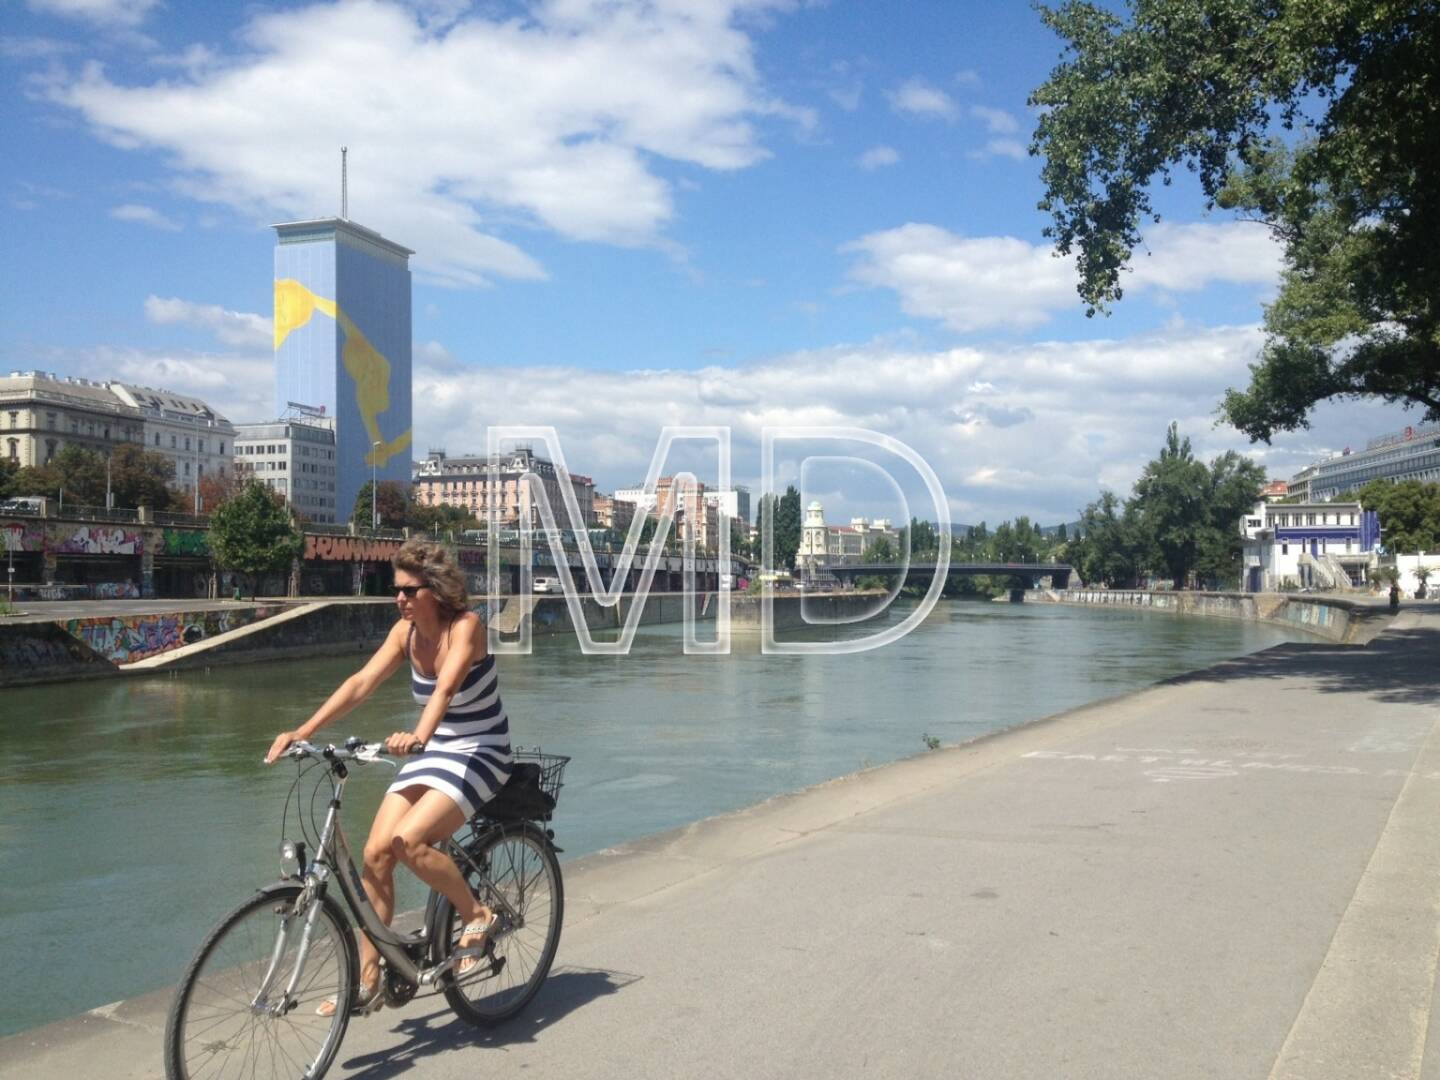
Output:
[272, 218, 413, 524]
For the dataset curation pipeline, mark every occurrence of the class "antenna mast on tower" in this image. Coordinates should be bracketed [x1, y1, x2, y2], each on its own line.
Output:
[340, 146, 348, 220]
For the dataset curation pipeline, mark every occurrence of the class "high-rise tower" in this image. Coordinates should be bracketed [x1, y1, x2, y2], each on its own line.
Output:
[271, 217, 413, 524]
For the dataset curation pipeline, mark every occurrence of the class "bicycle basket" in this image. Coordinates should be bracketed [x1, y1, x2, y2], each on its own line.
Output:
[480, 749, 570, 822]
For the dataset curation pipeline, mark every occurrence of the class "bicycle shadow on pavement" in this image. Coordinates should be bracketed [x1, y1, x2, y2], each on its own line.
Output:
[1163, 622, 1440, 707]
[336, 966, 640, 1078]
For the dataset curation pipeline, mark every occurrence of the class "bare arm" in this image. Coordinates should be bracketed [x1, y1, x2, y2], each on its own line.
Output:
[265, 621, 408, 762]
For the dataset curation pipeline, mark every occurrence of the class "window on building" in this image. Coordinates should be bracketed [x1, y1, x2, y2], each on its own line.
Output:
[154, 433, 161, 446]
[5, 438, 16, 460]
[7, 411, 16, 428]
[219, 441, 225, 454]
[198, 439, 206, 453]
[184, 462, 190, 476]
[1281, 543, 1288, 555]
[171, 435, 177, 448]
[46, 412, 56, 430]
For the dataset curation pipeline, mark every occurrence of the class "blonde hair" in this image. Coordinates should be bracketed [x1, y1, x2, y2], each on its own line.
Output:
[393, 538, 469, 616]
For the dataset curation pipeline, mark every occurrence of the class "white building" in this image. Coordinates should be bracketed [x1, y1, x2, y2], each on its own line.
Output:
[1238, 500, 1381, 591]
[797, 500, 900, 572]
[1, 371, 143, 468]
[704, 485, 751, 526]
[234, 417, 338, 523]
[413, 447, 595, 530]
[109, 382, 236, 491]
[1289, 422, 1440, 501]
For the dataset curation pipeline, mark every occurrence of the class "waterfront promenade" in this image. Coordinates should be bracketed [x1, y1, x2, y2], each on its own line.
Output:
[4, 606, 1439, 1078]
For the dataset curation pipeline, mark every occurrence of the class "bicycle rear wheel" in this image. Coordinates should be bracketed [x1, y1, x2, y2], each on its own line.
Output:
[436, 824, 564, 1025]
[164, 884, 356, 1080]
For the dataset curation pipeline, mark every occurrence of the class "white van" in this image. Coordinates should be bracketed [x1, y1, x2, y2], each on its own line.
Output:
[533, 576, 559, 594]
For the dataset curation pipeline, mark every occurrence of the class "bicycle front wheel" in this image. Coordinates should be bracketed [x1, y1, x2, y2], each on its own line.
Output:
[164, 884, 356, 1080]
[437, 824, 564, 1025]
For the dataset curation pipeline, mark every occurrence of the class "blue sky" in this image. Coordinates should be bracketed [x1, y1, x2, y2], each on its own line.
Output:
[0, 0, 1417, 526]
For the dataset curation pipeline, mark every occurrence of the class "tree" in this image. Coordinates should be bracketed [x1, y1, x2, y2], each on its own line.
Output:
[210, 480, 304, 599]
[1031, 2, 1440, 439]
[351, 480, 409, 529]
[1072, 491, 1144, 588]
[197, 469, 244, 515]
[1131, 424, 1213, 587]
[857, 536, 896, 591]
[0, 458, 18, 500]
[773, 486, 802, 570]
[8, 443, 182, 509]
[1357, 480, 1440, 553]
[1192, 450, 1268, 587]
[408, 501, 480, 534]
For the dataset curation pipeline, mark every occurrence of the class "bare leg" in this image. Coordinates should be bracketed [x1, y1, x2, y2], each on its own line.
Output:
[317, 790, 419, 1018]
[360, 791, 424, 974]
[389, 788, 488, 926]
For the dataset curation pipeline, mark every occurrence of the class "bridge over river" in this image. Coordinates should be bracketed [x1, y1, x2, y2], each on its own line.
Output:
[824, 561, 1074, 588]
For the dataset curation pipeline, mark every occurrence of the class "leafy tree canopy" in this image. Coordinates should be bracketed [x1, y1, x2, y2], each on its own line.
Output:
[10, 443, 183, 509]
[210, 480, 303, 596]
[1353, 479, 1440, 553]
[351, 480, 410, 529]
[1031, 1, 1440, 439]
[773, 486, 802, 570]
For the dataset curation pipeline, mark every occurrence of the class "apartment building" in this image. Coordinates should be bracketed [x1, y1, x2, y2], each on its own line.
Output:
[413, 447, 595, 530]
[234, 417, 339, 523]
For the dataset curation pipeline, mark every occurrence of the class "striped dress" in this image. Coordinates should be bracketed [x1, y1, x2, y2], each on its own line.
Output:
[388, 630, 514, 819]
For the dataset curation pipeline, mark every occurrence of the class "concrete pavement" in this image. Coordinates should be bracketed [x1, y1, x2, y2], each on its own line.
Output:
[4, 610, 1440, 1078]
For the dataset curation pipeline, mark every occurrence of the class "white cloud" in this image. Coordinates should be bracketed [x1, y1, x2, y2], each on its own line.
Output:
[110, 202, 180, 230]
[18, 316, 1413, 525]
[843, 221, 1284, 332]
[1131, 221, 1284, 293]
[857, 145, 899, 170]
[969, 105, 1019, 134]
[16, 345, 273, 425]
[26, 0, 157, 26]
[969, 138, 1027, 162]
[46, 0, 807, 287]
[888, 77, 956, 120]
[144, 296, 271, 349]
[400, 321, 1394, 525]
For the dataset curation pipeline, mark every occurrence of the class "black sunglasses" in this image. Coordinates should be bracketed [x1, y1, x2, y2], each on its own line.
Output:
[396, 584, 427, 598]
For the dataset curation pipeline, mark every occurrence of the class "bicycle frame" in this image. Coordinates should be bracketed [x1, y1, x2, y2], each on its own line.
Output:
[294, 750, 522, 991]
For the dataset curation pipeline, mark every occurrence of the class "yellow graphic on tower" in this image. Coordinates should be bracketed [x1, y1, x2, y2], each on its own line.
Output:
[273, 278, 412, 466]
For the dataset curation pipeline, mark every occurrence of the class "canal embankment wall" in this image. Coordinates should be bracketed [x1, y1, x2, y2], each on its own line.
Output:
[1037, 588, 1383, 643]
[0, 592, 880, 687]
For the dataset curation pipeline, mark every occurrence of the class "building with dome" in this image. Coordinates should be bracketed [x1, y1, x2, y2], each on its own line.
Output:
[795, 499, 900, 575]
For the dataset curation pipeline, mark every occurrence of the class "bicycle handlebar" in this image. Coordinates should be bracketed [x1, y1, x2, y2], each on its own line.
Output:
[269, 738, 425, 766]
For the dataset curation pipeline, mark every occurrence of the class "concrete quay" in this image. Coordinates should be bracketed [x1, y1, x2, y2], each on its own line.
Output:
[4, 610, 1440, 1078]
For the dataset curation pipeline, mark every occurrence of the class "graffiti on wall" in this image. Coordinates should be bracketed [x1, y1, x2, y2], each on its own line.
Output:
[64, 608, 266, 664]
[305, 536, 404, 562]
[163, 529, 210, 557]
[2, 522, 45, 552]
[55, 526, 142, 555]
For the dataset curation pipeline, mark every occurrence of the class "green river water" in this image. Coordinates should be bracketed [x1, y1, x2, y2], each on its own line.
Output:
[0, 599, 1306, 1036]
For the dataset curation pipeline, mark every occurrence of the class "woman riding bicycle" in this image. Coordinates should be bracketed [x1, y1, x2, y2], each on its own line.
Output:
[265, 537, 511, 1015]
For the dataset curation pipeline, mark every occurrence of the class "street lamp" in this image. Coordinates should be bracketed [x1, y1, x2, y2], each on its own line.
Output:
[106, 453, 113, 510]
[371, 441, 381, 529]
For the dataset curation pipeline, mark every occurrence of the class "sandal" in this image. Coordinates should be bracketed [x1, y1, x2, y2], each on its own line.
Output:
[317, 976, 383, 1018]
[455, 912, 499, 976]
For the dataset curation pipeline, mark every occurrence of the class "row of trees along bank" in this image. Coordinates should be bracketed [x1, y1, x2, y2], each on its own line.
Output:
[856, 424, 1268, 597]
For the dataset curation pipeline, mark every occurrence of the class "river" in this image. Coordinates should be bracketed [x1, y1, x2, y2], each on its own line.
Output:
[0, 599, 1306, 1036]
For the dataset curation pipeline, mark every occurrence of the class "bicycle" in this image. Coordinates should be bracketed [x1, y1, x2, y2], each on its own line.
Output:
[163, 738, 569, 1080]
